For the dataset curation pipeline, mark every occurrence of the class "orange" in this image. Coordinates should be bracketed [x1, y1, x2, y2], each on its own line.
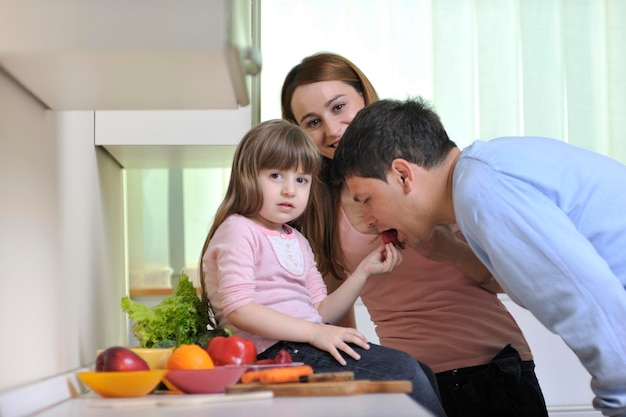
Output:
[164, 344, 215, 392]
[166, 344, 214, 370]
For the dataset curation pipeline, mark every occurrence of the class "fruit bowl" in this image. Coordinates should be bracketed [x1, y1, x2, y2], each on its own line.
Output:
[130, 348, 174, 369]
[77, 370, 168, 398]
[164, 366, 248, 394]
[96, 347, 174, 370]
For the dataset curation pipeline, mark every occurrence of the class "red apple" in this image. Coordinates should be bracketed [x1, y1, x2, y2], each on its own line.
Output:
[95, 353, 105, 371]
[97, 347, 150, 372]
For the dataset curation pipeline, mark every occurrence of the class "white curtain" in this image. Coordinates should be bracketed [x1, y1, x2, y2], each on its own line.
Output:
[126, 0, 626, 287]
[260, 0, 626, 162]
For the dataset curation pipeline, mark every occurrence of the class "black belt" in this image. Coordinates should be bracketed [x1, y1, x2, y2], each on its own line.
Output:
[436, 344, 535, 378]
[437, 363, 490, 377]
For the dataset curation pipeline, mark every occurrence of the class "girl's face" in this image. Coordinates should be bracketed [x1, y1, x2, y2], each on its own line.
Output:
[253, 167, 312, 231]
[290, 80, 365, 159]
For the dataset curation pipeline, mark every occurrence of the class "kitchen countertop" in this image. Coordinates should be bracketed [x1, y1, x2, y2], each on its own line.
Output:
[31, 392, 434, 417]
[0, 365, 434, 417]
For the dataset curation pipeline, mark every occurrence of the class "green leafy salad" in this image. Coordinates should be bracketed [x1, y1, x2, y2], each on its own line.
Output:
[121, 273, 226, 348]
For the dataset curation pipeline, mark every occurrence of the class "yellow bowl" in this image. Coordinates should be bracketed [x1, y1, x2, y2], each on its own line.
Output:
[96, 347, 174, 370]
[130, 348, 174, 370]
[77, 370, 168, 398]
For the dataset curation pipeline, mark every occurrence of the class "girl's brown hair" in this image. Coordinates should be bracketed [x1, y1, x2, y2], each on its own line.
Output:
[199, 119, 322, 329]
[281, 52, 379, 281]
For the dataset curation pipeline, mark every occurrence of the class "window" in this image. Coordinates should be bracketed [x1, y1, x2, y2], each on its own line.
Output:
[126, 168, 230, 288]
[260, 0, 625, 156]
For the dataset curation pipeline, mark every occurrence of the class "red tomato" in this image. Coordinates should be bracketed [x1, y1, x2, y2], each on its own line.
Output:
[206, 335, 257, 366]
[273, 349, 292, 364]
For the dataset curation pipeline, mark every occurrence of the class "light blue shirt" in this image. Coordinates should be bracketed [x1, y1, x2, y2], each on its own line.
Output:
[453, 136, 626, 417]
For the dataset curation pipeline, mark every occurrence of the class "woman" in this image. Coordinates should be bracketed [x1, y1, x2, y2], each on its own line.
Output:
[281, 52, 548, 417]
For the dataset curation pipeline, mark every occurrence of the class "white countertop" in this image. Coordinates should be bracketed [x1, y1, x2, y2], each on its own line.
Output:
[0, 366, 435, 417]
[32, 392, 434, 417]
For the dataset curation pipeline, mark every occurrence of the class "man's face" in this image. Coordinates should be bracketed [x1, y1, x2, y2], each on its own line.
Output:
[345, 167, 437, 250]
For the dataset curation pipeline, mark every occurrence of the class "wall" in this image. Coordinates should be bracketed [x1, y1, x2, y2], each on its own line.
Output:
[0, 69, 126, 392]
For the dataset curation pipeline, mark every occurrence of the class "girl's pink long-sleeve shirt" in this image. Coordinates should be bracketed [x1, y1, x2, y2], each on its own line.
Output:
[202, 214, 327, 353]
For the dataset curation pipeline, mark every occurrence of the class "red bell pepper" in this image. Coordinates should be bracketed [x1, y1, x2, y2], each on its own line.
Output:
[206, 335, 258, 366]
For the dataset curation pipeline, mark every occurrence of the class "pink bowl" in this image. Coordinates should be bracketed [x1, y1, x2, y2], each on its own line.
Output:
[164, 366, 248, 394]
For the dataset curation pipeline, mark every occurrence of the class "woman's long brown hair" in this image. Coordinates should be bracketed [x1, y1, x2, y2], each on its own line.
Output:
[281, 52, 379, 281]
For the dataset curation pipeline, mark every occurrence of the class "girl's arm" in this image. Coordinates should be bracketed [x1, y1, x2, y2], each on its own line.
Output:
[227, 303, 369, 365]
[316, 243, 402, 324]
[322, 273, 357, 328]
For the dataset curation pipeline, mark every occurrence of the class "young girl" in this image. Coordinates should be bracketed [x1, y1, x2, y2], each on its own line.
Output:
[199, 119, 446, 417]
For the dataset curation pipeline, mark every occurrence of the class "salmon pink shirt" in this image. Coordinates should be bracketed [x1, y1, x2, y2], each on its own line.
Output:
[339, 209, 533, 373]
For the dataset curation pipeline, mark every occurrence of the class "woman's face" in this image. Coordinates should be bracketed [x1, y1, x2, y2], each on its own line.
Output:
[290, 80, 365, 159]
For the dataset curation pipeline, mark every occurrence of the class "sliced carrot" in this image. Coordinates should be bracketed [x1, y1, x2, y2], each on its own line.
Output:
[240, 365, 314, 384]
[240, 370, 265, 384]
[259, 365, 313, 384]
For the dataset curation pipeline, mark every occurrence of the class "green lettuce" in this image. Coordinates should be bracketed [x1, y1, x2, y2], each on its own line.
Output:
[121, 273, 226, 348]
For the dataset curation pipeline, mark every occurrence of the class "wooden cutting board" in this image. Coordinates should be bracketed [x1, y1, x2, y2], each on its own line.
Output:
[225, 380, 412, 397]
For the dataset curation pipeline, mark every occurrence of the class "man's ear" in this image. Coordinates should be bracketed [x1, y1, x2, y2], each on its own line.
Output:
[390, 159, 413, 191]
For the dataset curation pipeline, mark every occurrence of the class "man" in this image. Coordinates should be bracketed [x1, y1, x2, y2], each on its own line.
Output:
[331, 97, 626, 417]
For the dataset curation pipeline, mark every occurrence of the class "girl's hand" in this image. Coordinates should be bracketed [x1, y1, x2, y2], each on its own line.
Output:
[315, 244, 400, 324]
[357, 243, 403, 277]
[309, 324, 370, 365]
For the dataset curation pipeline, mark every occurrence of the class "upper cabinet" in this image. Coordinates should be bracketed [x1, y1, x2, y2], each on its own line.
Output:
[94, 109, 250, 168]
[0, 0, 260, 110]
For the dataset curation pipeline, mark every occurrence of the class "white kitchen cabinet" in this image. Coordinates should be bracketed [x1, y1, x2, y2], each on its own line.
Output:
[0, 0, 260, 110]
[94, 108, 251, 168]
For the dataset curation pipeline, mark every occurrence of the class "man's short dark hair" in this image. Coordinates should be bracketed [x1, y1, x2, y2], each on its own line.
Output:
[332, 97, 456, 184]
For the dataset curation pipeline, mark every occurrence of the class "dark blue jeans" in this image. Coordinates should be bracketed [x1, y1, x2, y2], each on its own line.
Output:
[259, 341, 447, 417]
[435, 344, 548, 417]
